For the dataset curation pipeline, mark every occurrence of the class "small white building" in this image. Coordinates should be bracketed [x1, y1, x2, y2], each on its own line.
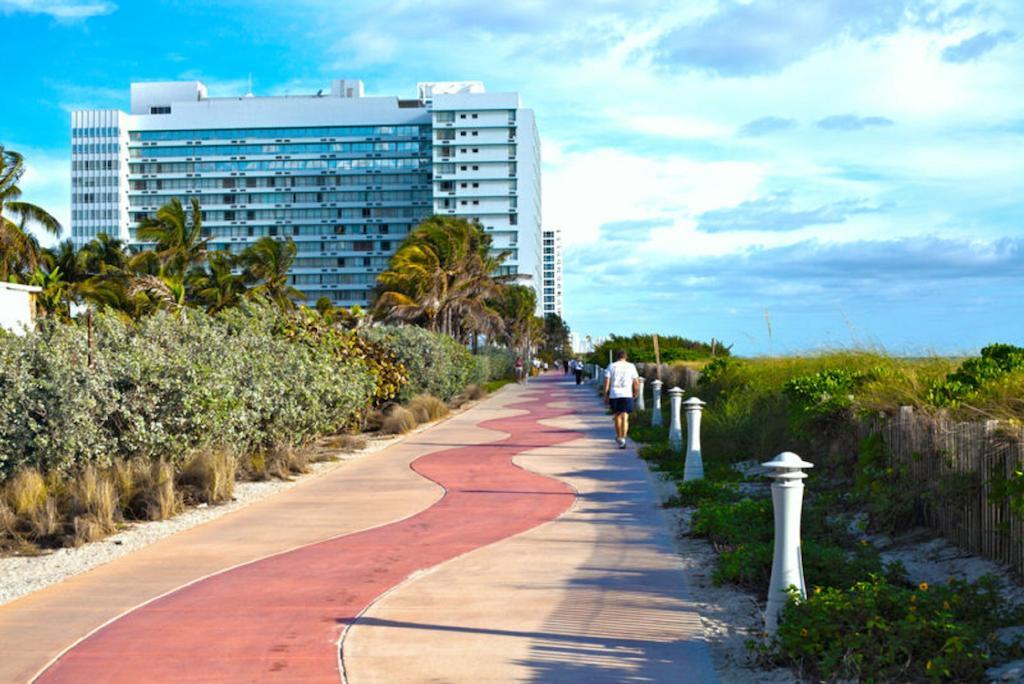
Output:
[0, 282, 41, 335]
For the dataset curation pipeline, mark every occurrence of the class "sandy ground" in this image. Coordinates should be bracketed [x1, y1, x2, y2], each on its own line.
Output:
[642, 458, 1024, 684]
[0, 412, 468, 607]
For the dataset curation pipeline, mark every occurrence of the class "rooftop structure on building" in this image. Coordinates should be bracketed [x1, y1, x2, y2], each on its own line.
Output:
[70, 79, 541, 309]
[541, 226, 563, 317]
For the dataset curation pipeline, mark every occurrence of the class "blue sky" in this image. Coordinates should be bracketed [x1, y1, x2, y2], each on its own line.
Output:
[3, 0, 1023, 355]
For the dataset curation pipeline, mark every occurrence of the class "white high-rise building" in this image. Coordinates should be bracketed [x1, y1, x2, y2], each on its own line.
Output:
[541, 227, 563, 317]
[70, 79, 542, 308]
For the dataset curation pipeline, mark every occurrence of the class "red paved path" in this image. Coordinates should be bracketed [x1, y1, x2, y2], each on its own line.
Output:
[36, 381, 577, 683]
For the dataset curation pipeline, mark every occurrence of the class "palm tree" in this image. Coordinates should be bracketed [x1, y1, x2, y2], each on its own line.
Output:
[0, 146, 62, 281]
[192, 250, 249, 313]
[80, 233, 128, 275]
[134, 197, 208, 277]
[27, 266, 72, 320]
[242, 237, 304, 311]
[126, 274, 188, 317]
[492, 284, 538, 354]
[374, 216, 511, 340]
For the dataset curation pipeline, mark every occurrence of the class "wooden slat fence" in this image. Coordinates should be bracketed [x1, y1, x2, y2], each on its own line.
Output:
[864, 407, 1024, 576]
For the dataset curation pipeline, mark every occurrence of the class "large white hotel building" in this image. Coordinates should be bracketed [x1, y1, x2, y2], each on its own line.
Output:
[70, 79, 542, 308]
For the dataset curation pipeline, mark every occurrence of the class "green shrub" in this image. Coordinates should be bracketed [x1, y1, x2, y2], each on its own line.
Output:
[667, 479, 739, 508]
[362, 325, 478, 402]
[767, 575, 1024, 682]
[927, 343, 1024, 408]
[692, 497, 774, 547]
[853, 434, 921, 533]
[586, 333, 728, 365]
[473, 346, 515, 384]
[0, 304, 377, 480]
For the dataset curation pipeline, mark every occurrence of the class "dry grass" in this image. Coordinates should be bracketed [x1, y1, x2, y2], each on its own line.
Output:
[408, 394, 449, 424]
[240, 451, 268, 481]
[66, 466, 119, 545]
[6, 469, 48, 517]
[381, 405, 417, 434]
[3, 469, 61, 541]
[129, 460, 181, 521]
[177, 450, 237, 505]
[364, 408, 386, 432]
[266, 445, 310, 479]
[321, 434, 367, 453]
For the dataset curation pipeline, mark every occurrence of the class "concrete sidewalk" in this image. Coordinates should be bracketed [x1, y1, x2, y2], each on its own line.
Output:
[1, 377, 717, 683]
[0, 390, 529, 683]
[342, 381, 718, 682]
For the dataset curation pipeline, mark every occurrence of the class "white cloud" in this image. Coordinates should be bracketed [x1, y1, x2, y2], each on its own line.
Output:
[0, 0, 115, 20]
[543, 144, 763, 248]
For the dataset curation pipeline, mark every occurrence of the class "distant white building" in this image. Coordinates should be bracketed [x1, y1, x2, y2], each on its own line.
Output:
[0, 282, 41, 335]
[70, 79, 542, 308]
[541, 227, 562, 317]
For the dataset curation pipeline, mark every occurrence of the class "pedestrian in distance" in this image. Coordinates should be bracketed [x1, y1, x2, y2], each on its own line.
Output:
[572, 359, 584, 385]
[514, 356, 525, 383]
[603, 349, 640, 449]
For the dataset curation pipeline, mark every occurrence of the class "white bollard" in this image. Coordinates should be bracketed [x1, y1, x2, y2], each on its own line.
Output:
[763, 451, 814, 635]
[636, 378, 646, 411]
[668, 387, 684, 452]
[650, 379, 663, 426]
[683, 397, 706, 481]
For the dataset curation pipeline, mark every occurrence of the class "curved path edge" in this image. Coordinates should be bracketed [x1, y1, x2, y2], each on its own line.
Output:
[342, 385, 720, 683]
[35, 381, 580, 682]
[0, 387, 526, 683]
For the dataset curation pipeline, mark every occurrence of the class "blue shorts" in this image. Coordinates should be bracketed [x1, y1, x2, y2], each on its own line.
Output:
[609, 397, 634, 414]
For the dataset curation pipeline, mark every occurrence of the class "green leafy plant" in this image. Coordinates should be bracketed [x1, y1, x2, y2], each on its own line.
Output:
[927, 343, 1024, 408]
[766, 575, 1024, 682]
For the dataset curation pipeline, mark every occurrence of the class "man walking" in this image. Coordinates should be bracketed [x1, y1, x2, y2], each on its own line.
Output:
[603, 350, 640, 449]
[572, 358, 584, 385]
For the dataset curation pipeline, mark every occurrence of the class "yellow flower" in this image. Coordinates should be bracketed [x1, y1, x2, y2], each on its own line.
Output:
[926, 660, 933, 671]
[943, 601, 950, 610]
[919, 582, 929, 591]
[800, 628, 808, 637]
[910, 594, 916, 603]
[814, 587, 822, 595]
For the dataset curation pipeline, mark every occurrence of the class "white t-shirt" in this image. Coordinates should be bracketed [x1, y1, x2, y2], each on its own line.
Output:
[606, 360, 640, 399]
